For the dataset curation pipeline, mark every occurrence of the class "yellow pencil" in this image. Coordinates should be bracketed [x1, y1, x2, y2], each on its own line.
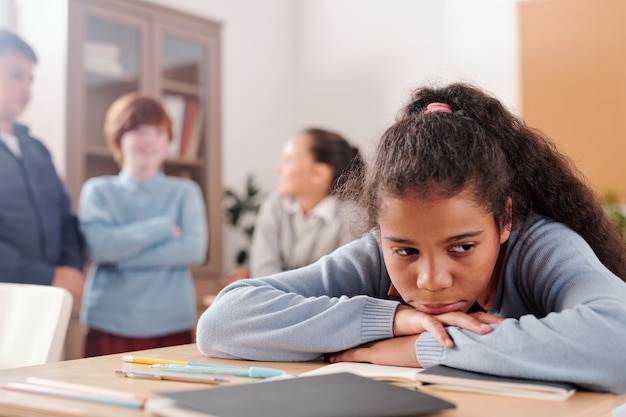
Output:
[122, 355, 188, 365]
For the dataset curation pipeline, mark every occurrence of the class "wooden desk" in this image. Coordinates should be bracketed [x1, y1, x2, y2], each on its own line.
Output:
[0, 343, 623, 417]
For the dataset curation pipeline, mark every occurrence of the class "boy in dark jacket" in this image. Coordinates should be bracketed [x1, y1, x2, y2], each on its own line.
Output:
[0, 29, 83, 298]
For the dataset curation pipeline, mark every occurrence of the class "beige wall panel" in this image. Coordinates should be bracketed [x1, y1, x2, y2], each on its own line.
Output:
[519, 0, 626, 200]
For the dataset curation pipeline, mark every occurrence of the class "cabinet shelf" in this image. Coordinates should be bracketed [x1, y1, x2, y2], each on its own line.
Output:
[85, 68, 137, 87]
[162, 78, 200, 96]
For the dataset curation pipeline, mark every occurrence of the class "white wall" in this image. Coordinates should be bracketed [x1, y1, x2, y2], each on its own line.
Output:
[293, 0, 519, 157]
[14, 0, 68, 177]
[293, 0, 443, 154]
[439, 0, 519, 111]
[15, 0, 519, 273]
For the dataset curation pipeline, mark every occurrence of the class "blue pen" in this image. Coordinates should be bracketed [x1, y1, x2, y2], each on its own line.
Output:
[151, 363, 285, 378]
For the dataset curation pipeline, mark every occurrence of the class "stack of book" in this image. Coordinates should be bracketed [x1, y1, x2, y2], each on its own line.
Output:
[83, 40, 124, 76]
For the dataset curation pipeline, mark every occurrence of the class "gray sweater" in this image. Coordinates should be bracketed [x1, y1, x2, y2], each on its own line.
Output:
[197, 214, 626, 393]
[249, 192, 360, 277]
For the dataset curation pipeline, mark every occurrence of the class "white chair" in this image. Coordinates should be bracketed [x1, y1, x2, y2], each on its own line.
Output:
[0, 283, 73, 369]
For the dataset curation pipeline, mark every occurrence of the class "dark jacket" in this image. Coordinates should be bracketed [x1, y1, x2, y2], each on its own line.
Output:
[0, 123, 83, 284]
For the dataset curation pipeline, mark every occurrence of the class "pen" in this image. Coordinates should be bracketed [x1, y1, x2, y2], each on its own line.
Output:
[115, 368, 228, 384]
[4, 381, 144, 409]
[150, 363, 286, 378]
[122, 355, 240, 367]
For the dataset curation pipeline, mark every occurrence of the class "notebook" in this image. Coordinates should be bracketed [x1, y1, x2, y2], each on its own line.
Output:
[301, 362, 576, 401]
[413, 365, 576, 401]
[153, 372, 455, 417]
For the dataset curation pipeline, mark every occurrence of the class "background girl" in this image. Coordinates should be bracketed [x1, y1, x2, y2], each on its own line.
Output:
[222, 127, 363, 283]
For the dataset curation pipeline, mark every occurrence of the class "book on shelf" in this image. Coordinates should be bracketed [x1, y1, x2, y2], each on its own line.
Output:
[163, 95, 202, 160]
[148, 372, 455, 417]
[300, 362, 577, 401]
[180, 98, 203, 160]
[162, 94, 186, 158]
[184, 102, 203, 160]
[179, 98, 197, 157]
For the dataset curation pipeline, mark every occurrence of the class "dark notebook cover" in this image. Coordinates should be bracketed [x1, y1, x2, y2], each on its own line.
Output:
[158, 372, 455, 417]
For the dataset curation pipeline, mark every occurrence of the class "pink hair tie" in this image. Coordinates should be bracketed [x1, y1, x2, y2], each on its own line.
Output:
[424, 102, 452, 114]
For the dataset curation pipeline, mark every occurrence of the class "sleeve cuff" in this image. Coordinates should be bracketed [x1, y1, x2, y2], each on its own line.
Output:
[416, 332, 445, 368]
[361, 297, 399, 342]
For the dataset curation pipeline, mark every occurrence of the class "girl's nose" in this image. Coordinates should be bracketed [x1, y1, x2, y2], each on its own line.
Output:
[416, 258, 453, 291]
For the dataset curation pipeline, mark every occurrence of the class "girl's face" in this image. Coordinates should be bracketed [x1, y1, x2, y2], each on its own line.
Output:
[120, 124, 169, 175]
[277, 133, 321, 198]
[378, 190, 511, 314]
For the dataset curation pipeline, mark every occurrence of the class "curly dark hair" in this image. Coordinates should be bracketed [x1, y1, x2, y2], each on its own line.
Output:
[353, 83, 626, 280]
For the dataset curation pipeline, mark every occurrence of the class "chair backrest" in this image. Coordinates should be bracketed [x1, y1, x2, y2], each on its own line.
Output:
[0, 283, 73, 369]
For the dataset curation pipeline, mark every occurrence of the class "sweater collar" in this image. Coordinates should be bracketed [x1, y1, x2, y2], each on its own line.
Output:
[284, 195, 339, 222]
[118, 170, 165, 189]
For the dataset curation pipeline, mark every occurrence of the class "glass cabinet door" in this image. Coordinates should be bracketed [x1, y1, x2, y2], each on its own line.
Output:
[159, 32, 207, 181]
[83, 13, 144, 178]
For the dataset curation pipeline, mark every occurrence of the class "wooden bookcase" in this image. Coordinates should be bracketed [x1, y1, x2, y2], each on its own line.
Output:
[65, 0, 223, 358]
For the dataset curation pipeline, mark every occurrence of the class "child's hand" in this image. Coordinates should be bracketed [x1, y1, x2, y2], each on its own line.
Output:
[393, 305, 497, 348]
[328, 310, 506, 367]
[328, 336, 421, 367]
[52, 266, 85, 299]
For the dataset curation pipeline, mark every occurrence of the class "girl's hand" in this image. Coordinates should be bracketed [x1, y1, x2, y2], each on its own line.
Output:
[393, 305, 502, 348]
[329, 335, 421, 367]
[327, 310, 505, 367]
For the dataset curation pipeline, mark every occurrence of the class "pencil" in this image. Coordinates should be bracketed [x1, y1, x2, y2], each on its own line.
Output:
[122, 355, 188, 365]
[4, 382, 144, 409]
[26, 377, 142, 401]
[115, 368, 227, 384]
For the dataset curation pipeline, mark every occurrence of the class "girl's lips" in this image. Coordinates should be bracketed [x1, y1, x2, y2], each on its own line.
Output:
[419, 302, 462, 315]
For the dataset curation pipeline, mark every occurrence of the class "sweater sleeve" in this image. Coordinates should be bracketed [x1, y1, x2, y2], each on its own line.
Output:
[197, 235, 399, 361]
[78, 179, 175, 263]
[117, 181, 208, 268]
[416, 218, 626, 393]
[0, 240, 55, 285]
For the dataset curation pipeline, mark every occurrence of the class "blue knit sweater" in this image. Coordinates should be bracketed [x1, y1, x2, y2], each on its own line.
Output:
[79, 171, 208, 337]
[197, 214, 626, 393]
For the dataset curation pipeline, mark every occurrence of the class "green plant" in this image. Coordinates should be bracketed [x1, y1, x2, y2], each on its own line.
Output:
[601, 190, 626, 240]
[224, 174, 264, 266]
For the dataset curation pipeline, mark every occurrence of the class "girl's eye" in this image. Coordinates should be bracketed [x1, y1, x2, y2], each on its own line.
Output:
[393, 247, 418, 256]
[450, 243, 474, 253]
